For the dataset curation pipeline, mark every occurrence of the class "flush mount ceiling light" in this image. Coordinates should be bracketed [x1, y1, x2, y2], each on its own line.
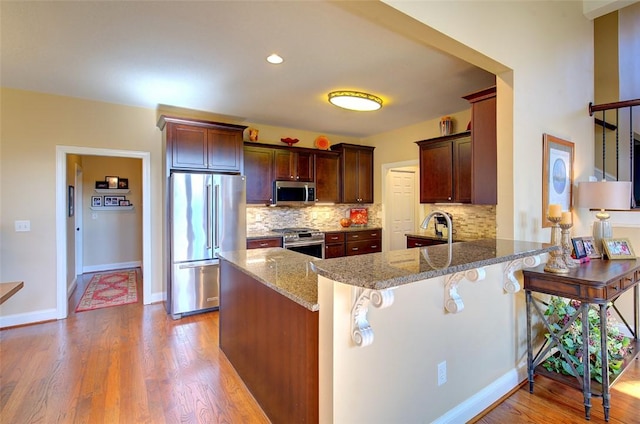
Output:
[266, 53, 284, 64]
[328, 91, 383, 111]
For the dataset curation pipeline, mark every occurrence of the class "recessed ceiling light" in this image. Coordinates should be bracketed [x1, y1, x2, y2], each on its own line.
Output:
[266, 53, 284, 64]
[328, 91, 383, 111]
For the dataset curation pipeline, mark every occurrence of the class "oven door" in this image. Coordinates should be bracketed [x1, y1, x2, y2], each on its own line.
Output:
[285, 241, 325, 259]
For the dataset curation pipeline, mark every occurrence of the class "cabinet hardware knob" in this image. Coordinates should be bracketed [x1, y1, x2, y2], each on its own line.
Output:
[353, 235, 359, 238]
[612, 286, 619, 291]
[260, 243, 268, 247]
[352, 247, 359, 251]
[371, 245, 378, 248]
[416, 243, 423, 246]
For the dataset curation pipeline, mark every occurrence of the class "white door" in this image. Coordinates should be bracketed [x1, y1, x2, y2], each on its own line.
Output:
[388, 169, 416, 250]
[74, 164, 83, 276]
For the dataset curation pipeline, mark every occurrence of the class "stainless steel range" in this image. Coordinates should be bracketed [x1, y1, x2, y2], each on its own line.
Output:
[271, 227, 325, 258]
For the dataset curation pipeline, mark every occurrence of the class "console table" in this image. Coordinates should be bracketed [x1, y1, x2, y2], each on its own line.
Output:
[523, 259, 640, 421]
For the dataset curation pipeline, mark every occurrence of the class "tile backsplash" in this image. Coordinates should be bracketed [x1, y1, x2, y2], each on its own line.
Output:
[247, 204, 382, 233]
[247, 203, 495, 240]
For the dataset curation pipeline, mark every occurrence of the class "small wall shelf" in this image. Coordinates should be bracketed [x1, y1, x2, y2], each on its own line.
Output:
[94, 188, 131, 194]
[90, 206, 135, 211]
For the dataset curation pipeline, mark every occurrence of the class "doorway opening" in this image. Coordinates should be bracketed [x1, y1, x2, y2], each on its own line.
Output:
[56, 146, 152, 320]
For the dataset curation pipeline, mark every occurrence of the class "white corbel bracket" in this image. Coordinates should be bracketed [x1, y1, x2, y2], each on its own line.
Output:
[444, 267, 486, 313]
[503, 255, 541, 294]
[351, 288, 394, 347]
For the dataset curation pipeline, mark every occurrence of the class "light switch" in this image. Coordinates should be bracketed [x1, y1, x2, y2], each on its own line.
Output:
[15, 220, 30, 232]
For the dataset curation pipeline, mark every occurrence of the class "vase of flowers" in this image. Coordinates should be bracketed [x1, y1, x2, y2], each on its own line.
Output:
[541, 296, 633, 384]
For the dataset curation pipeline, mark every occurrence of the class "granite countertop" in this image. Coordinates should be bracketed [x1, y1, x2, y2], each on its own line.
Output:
[220, 239, 556, 311]
[311, 239, 556, 290]
[246, 231, 282, 240]
[219, 248, 320, 311]
[405, 231, 480, 243]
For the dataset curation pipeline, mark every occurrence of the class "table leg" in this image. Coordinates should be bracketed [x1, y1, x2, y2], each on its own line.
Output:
[581, 303, 592, 420]
[600, 304, 610, 421]
[526, 291, 534, 393]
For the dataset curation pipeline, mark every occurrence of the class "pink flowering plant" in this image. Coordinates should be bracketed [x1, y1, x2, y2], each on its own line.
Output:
[541, 296, 633, 384]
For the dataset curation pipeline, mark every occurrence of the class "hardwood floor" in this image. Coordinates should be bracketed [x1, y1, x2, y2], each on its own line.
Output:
[0, 270, 269, 424]
[1, 269, 638, 423]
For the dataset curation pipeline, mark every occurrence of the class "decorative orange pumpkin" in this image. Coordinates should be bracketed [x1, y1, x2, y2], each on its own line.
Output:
[340, 218, 352, 227]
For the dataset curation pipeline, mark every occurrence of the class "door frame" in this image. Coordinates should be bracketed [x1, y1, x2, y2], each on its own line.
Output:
[381, 160, 419, 252]
[56, 146, 152, 319]
[74, 163, 83, 278]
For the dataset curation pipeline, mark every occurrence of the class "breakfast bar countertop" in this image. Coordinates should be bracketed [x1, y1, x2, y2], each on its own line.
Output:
[220, 239, 555, 312]
[311, 239, 556, 290]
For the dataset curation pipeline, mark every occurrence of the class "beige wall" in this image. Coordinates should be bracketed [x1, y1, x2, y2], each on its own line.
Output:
[0, 88, 163, 321]
[82, 156, 142, 269]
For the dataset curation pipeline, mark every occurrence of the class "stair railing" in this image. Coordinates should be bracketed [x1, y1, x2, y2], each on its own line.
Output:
[589, 98, 640, 208]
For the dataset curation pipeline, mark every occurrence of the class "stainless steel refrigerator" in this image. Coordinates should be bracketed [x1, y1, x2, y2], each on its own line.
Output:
[169, 172, 246, 318]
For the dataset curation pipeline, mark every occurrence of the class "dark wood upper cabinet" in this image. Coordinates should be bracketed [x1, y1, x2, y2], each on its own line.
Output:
[244, 146, 275, 204]
[462, 86, 497, 205]
[331, 143, 374, 203]
[157, 116, 246, 173]
[417, 132, 471, 203]
[314, 151, 340, 203]
[274, 149, 314, 182]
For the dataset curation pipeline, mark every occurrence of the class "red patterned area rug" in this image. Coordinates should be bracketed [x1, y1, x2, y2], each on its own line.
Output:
[75, 269, 138, 312]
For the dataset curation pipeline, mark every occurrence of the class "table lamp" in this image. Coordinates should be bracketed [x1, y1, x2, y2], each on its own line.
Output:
[577, 181, 631, 256]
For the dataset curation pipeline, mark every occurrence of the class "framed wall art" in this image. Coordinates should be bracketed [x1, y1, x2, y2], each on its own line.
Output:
[105, 176, 119, 189]
[542, 134, 574, 227]
[602, 238, 635, 259]
[68, 185, 74, 217]
[91, 196, 102, 207]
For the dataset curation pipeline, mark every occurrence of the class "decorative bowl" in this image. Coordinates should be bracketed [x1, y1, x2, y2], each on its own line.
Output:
[339, 218, 352, 228]
[281, 138, 299, 147]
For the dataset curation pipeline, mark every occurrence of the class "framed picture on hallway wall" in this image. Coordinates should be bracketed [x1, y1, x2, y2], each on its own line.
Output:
[68, 185, 74, 217]
[542, 134, 574, 228]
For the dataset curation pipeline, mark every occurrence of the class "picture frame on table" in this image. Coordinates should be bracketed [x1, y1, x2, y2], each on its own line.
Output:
[105, 176, 119, 189]
[571, 237, 587, 259]
[602, 238, 635, 260]
[68, 185, 74, 217]
[542, 134, 574, 228]
[91, 196, 102, 207]
[581, 236, 601, 258]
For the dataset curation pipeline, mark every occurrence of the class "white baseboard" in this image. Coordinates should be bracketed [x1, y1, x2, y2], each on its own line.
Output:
[83, 261, 142, 274]
[0, 308, 58, 329]
[149, 291, 166, 304]
[433, 366, 526, 424]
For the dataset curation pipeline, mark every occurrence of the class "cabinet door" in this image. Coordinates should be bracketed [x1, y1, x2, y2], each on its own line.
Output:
[296, 151, 315, 182]
[471, 94, 497, 204]
[356, 148, 374, 203]
[419, 141, 453, 203]
[244, 146, 274, 204]
[315, 153, 340, 202]
[454, 138, 472, 203]
[208, 128, 242, 172]
[171, 124, 208, 169]
[325, 243, 345, 258]
[274, 149, 294, 180]
[341, 148, 359, 203]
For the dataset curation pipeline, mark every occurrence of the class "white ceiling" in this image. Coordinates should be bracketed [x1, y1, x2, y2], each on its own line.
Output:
[0, 1, 495, 138]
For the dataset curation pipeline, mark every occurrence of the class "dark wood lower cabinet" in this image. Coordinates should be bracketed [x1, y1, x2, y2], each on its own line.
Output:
[219, 260, 318, 424]
[246, 237, 282, 249]
[406, 236, 447, 248]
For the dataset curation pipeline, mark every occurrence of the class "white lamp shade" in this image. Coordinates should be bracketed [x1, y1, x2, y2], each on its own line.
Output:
[577, 181, 631, 210]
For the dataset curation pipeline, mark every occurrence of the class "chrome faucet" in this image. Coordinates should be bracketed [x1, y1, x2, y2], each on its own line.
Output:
[420, 210, 452, 246]
[420, 210, 453, 269]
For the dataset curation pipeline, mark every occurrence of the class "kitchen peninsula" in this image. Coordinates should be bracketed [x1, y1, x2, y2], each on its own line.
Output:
[219, 240, 556, 423]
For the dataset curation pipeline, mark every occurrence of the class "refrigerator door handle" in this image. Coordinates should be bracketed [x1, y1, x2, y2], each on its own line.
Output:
[214, 184, 220, 250]
[206, 183, 212, 249]
[178, 260, 218, 269]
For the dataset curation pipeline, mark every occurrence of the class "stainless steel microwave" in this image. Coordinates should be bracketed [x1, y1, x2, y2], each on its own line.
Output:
[273, 181, 316, 206]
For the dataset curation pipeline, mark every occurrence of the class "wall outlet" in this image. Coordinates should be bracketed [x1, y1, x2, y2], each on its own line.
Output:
[255, 213, 262, 222]
[437, 361, 447, 386]
[15, 220, 31, 232]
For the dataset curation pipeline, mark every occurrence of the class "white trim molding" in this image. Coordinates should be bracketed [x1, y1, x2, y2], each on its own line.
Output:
[351, 288, 395, 347]
[444, 267, 486, 313]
